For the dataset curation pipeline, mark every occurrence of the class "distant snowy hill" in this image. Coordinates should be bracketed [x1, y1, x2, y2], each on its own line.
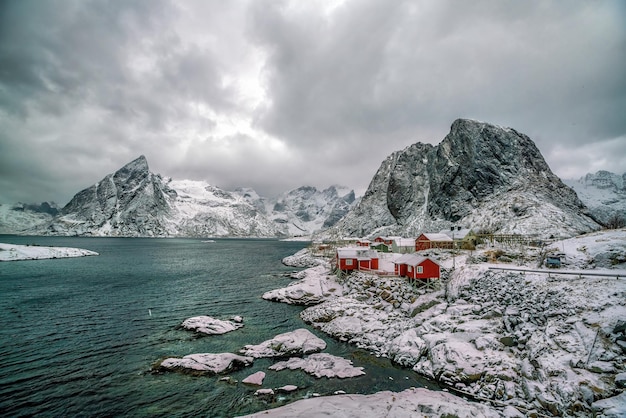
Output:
[325, 119, 601, 239]
[10, 156, 356, 238]
[264, 186, 356, 237]
[0, 202, 60, 234]
[563, 170, 626, 226]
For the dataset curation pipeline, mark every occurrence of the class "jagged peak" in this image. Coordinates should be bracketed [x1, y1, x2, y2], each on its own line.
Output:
[113, 155, 150, 180]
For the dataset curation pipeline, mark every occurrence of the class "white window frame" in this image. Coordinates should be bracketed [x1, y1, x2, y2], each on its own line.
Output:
[417, 266, 423, 274]
[345, 259, 353, 266]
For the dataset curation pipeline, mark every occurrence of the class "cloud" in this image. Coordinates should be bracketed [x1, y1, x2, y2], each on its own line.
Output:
[0, 0, 624, 205]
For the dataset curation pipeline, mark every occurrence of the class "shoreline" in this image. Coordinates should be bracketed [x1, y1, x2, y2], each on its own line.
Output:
[255, 230, 626, 417]
[0, 242, 99, 261]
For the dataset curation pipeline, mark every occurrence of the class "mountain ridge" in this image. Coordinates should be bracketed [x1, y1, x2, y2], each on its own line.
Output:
[324, 119, 601, 239]
[12, 156, 355, 238]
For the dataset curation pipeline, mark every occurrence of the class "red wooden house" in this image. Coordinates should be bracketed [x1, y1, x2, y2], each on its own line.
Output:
[336, 247, 379, 272]
[356, 239, 372, 247]
[374, 236, 400, 246]
[393, 254, 440, 280]
[415, 233, 453, 251]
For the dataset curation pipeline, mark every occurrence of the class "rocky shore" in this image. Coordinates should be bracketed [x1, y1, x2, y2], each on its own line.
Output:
[264, 229, 626, 417]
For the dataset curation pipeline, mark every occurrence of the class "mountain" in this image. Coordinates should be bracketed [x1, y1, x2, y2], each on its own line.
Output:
[563, 170, 626, 226]
[264, 185, 356, 236]
[16, 156, 356, 238]
[28, 156, 283, 237]
[326, 119, 601, 239]
[0, 202, 60, 234]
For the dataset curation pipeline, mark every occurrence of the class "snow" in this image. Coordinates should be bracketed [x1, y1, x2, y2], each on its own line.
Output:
[0, 242, 98, 261]
[158, 353, 254, 374]
[262, 264, 343, 305]
[181, 315, 244, 335]
[236, 387, 502, 417]
[242, 371, 265, 385]
[239, 328, 327, 358]
[269, 353, 365, 378]
[257, 229, 626, 417]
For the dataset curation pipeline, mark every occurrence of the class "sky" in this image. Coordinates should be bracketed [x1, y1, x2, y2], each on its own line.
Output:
[1, 0, 625, 206]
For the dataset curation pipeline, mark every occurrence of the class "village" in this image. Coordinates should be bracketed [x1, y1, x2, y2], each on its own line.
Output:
[319, 227, 560, 287]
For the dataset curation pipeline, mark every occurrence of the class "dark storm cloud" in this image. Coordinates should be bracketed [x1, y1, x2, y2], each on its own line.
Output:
[248, 0, 626, 151]
[0, 0, 624, 205]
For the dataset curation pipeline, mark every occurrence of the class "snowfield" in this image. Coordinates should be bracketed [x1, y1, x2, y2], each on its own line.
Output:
[0, 242, 98, 261]
[265, 229, 626, 417]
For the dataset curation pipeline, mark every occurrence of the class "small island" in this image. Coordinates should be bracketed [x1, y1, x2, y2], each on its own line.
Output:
[0, 243, 99, 261]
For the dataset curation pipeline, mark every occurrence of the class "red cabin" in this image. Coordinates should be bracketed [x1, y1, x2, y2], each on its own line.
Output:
[394, 254, 440, 280]
[336, 248, 379, 272]
[415, 233, 453, 251]
[374, 236, 399, 246]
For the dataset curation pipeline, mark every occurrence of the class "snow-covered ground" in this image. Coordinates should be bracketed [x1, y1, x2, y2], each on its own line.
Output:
[262, 229, 626, 417]
[0, 242, 98, 261]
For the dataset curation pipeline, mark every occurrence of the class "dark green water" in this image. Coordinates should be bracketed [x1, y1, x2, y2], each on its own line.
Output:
[0, 236, 438, 417]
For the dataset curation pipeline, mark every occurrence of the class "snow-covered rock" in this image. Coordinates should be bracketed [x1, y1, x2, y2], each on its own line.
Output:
[0, 242, 98, 261]
[269, 353, 365, 378]
[262, 264, 342, 305]
[237, 387, 502, 417]
[242, 371, 265, 385]
[271, 229, 626, 417]
[158, 353, 253, 374]
[281, 248, 325, 268]
[239, 329, 327, 358]
[181, 316, 244, 335]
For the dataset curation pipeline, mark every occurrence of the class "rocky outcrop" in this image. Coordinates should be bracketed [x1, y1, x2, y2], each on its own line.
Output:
[330, 119, 601, 239]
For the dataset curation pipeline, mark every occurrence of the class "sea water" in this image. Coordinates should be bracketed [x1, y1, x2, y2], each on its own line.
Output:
[0, 236, 439, 417]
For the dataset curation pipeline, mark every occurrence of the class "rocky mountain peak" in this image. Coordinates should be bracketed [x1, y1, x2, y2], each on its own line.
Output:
[329, 119, 600, 238]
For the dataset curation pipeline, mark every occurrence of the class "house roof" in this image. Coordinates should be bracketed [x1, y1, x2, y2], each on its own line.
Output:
[393, 238, 415, 247]
[438, 228, 474, 239]
[336, 247, 378, 260]
[419, 233, 453, 242]
[394, 254, 438, 266]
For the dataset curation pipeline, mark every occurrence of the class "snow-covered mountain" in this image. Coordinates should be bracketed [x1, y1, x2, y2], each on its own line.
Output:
[563, 170, 626, 227]
[23, 156, 282, 237]
[325, 119, 601, 239]
[12, 156, 356, 238]
[0, 202, 60, 234]
[264, 185, 356, 237]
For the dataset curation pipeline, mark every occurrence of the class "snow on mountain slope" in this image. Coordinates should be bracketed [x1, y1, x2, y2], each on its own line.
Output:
[327, 119, 601, 239]
[266, 185, 356, 237]
[0, 202, 59, 234]
[14, 156, 355, 238]
[563, 171, 626, 226]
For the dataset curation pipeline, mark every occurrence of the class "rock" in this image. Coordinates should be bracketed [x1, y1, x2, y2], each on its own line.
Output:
[269, 353, 365, 378]
[591, 392, 626, 418]
[236, 387, 502, 417]
[615, 372, 626, 388]
[387, 329, 428, 367]
[240, 328, 327, 358]
[277, 385, 298, 393]
[588, 361, 616, 373]
[613, 319, 626, 334]
[254, 388, 275, 398]
[181, 316, 244, 335]
[242, 371, 265, 385]
[158, 353, 253, 374]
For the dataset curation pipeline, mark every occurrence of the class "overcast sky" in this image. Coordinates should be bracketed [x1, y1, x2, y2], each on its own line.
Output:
[1, 0, 624, 205]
